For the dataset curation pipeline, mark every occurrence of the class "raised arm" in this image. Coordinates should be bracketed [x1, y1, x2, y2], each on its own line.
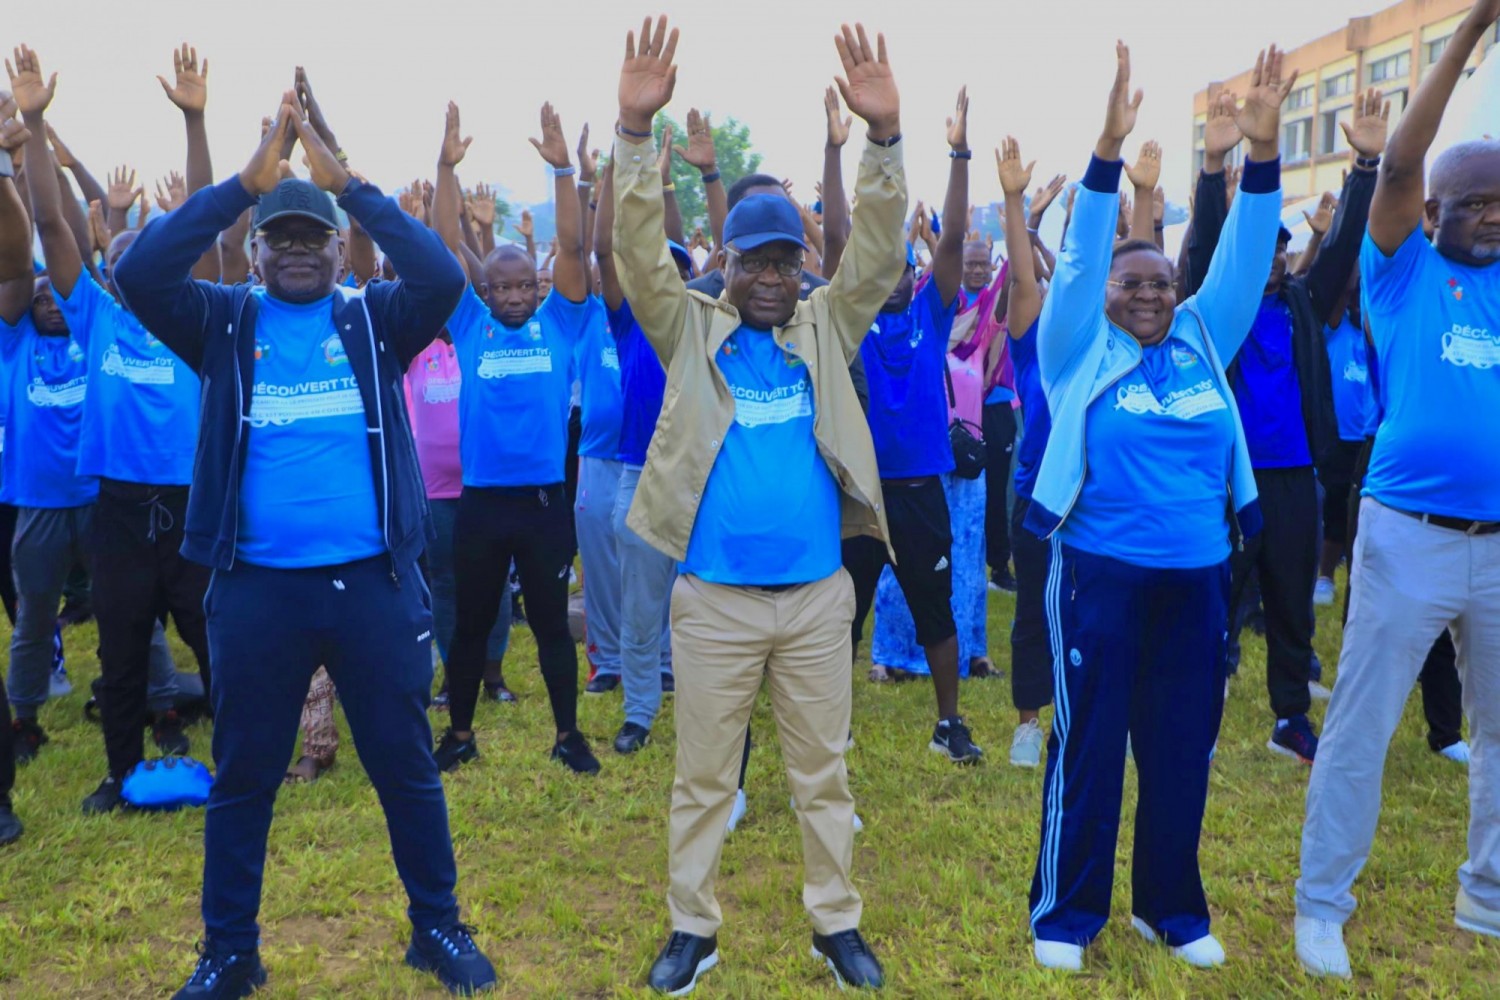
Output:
[1183, 90, 1239, 297]
[0, 115, 32, 322]
[820, 87, 852, 276]
[219, 206, 251, 284]
[1190, 45, 1295, 360]
[469, 182, 497, 256]
[997, 136, 1041, 337]
[593, 158, 625, 311]
[1125, 140, 1161, 242]
[433, 101, 473, 285]
[824, 23, 908, 360]
[1369, 0, 1499, 254]
[675, 107, 723, 263]
[1292, 191, 1335, 275]
[104, 166, 139, 236]
[158, 44, 220, 282]
[44, 123, 105, 210]
[930, 86, 968, 308]
[1037, 41, 1139, 390]
[657, 123, 686, 247]
[576, 125, 598, 295]
[614, 15, 690, 362]
[1301, 88, 1386, 317]
[346, 211, 378, 287]
[9, 46, 82, 298]
[530, 102, 585, 303]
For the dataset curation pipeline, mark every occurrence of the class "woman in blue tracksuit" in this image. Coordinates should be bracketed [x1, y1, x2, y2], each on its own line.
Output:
[1023, 43, 1291, 971]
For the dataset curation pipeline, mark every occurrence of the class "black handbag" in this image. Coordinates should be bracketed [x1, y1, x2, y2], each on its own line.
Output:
[943, 363, 987, 480]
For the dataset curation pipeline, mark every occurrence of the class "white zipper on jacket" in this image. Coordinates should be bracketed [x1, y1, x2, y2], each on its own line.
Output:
[356, 294, 396, 582]
[228, 292, 250, 570]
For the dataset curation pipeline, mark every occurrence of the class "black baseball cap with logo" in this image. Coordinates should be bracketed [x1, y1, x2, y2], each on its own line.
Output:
[252, 178, 339, 229]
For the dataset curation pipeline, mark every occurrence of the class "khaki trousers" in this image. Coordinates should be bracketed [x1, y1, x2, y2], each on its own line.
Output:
[667, 569, 861, 937]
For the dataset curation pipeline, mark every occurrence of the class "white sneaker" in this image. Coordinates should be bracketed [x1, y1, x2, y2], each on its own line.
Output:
[49, 668, 72, 698]
[1131, 918, 1225, 968]
[1308, 680, 1333, 701]
[725, 789, 747, 834]
[1010, 719, 1044, 768]
[1456, 887, 1500, 938]
[1033, 938, 1083, 971]
[1294, 915, 1352, 979]
[1313, 577, 1335, 605]
[786, 795, 863, 832]
[1440, 741, 1471, 766]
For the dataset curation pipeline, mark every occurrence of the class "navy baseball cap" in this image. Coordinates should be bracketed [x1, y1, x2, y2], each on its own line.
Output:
[253, 178, 338, 229]
[723, 194, 807, 252]
[667, 240, 693, 273]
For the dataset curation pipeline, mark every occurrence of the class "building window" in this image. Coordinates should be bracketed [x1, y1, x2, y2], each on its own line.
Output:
[1319, 107, 1352, 156]
[1368, 52, 1411, 84]
[1322, 71, 1355, 99]
[1427, 35, 1451, 64]
[1194, 122, 1205, 144]
[1283, 119, 1312, 164]
[1284, 85, 1314, 111]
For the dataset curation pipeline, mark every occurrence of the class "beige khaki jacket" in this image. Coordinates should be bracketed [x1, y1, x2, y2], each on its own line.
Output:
[612, 135, 908, 562]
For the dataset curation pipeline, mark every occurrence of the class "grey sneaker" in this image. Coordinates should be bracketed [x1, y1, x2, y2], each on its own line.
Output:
[1010, 719, 1044, 768]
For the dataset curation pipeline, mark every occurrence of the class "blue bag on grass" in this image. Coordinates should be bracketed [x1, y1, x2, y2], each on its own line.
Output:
[121, 757, 214, 810]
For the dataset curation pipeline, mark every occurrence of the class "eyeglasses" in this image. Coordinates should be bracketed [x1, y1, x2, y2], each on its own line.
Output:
[1106, 279, 1174, 293]
[726, 246, 803, 277]
[256, 228, 337, 252]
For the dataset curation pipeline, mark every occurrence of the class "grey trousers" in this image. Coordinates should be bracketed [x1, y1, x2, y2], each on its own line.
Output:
[1297, 498, 1500, 922]
[613, 464, 674, 730]
[8, 505, 92, 716]
[576, 457, 624, 678]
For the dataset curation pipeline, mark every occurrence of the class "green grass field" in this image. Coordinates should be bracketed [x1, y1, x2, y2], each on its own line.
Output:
[0, 572, 1493, 999]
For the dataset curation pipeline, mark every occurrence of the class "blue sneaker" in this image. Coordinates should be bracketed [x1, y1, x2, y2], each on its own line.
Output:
[1269, 715, 1319, 764]
[406, 922, 497, 995]
[172, 941, 267, 999]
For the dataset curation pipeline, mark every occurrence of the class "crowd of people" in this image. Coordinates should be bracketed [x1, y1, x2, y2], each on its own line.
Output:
[0, 5, 1496, 996]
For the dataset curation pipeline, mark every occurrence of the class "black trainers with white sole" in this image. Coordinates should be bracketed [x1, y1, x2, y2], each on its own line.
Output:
[930, 716, 982, 764]
[648, 931, 718, 995]
[812, 928, 884, 989]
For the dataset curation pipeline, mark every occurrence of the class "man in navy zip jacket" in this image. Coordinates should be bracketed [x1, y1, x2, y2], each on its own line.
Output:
[115, 93, 497, 999]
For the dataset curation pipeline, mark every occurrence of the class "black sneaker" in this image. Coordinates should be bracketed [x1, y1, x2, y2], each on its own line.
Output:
[1269, 714, 1319, 764]
[12, 718, 48, 765]
[661, 672, 675, 696]
[0, 804, 21, 846]
[154, 709, 191, 756]
[82, 776, 126, 815]
[930, 716, 983, 765]
[648, 931, 718, 995]
[434, 730, 478, 772]
[584, 673, 620, 695]
[988, 568, 1017, 593]
[483, 681, 517, 704]
[614, 722, 650, 755]
[551, 731, 601, 775]
[405, 922, 497, 995]
[812, 928, 884, 989]
[172, 941, 267, 999]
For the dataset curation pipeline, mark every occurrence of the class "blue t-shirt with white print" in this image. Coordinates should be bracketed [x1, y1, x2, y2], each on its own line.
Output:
[681, 325, 841, 585]
[860, 280, 957, 478]
[0, 311, 96, 508]
[57, 273, 200, 484]
[450, 287, 592, 486]
[1324, 317, 1374, 442]
[1360, 229, 1500, 520]
[574, 295, 622, 461]
[236, 289, 383, 568]
[1061, 335, 1236, 568]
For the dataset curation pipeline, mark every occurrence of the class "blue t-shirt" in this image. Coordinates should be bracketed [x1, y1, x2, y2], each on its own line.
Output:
[450, 287, 591, 486]
[574, 296, 622, 461]
[1360, 229, 1500, 520]
[1010, 320, 1050, 500]
[612, 298, 665, 467]
[681, 325, 842, 585]
[859, 281, 957, 478]
[1324, 317, 1374, 442]
[57, 274, 200, 484]
[1233, 296, 1312, 468]
[236, 290, 384, 568]
[0, 312, 96, 508]
[1061, 336, 1236, 568]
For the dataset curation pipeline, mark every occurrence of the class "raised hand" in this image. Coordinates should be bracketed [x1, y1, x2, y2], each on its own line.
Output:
[134, 190, 151, 230]
[42, 122, 73, 166]
[108, 166, 142, 211]
[824, 86, 851, 148]
[1028, 174, 1067, 228]
[439, 101, 471, 168]
[6, 45, 57, 118]
[1236, 44, 1298, 154]
[1302, 190, 1338, 235]
[1153, 185, 1166, 224]
[294, 66, 339, 151]
[1340, 86, 1391, 159]
[996, 136, 1035, 197]
[291, 107, 351, 194]
[658, 124, 674, 182]
[676, 108, 718, 171]
[576, 123, 599, 183]
[1098, 40, 1143, 159]
[514, 208, 534, 240]
[0, 116, 31, 156]
[158, 43, 208, 115]
[946, 85, 969, 152]
[469, 183, 496, 227]
[87, 199, 111, 255]
[1125, 139, 1162, 191]
[1204, 90, 1243, 162]
[619, 15, 679, 135]
[529, 102, 571, 169]
[155, 171, 186, 212]
[240, 93, 297, 197]
[833, 23, 899, 140]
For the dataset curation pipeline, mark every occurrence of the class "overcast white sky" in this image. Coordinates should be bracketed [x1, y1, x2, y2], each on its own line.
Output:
[5, 0, 1397, 210]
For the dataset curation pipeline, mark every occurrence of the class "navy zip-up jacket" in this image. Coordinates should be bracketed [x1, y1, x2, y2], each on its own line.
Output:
[114, 174, 464, 572]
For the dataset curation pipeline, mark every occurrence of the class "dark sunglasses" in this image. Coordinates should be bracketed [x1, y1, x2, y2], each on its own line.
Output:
[256, 228, 337, 252]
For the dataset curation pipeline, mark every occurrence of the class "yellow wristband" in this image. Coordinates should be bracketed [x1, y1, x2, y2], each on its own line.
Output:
[663, 183, 677, 193]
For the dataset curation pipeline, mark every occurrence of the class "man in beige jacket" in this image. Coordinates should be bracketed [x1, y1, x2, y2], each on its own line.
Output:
[611, 15, 907, 995]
